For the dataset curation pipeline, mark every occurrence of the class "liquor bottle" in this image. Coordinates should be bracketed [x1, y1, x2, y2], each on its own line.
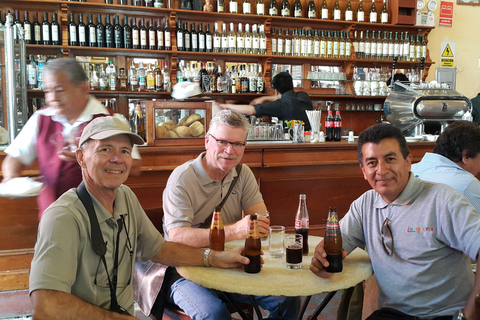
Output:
[230, 0, 238, 13]
[339, 30, 346, 58]
[382, 31, 389, 60]
[259, 25, 267, 54]
[333, 31, 340, 58]
[34, 12, 42, 45]
[325, 109, 334, 141]
[251, 24, 259, 54]
[357, 30, 364, 59]
[146, 64, 155, 91]
[107, 60, 116, 91]
[244, 23, 253, 54]
[87, 14, 96, 47]
[216, 65, 223, 93]
[380, 0, 388, 23]
[277, 28, 284, 55]
[243, 0, 252, 14]
[140, 19, 148, 50]
[89, 64, 99, 91]
[333, 110, 342, 141]
[105, 15, 114, 48]
[370, 31, 377, 60]
[148, 19, 156, 50]
[123, 16, 132, 49]
[134, 102, 146, 141]
[421, 35, 427, 60]
[345, 31, 351, 59]
[154, 60, 163, 92]
[176, 20, 184, 51]
[210, 207, 225, 251]
[27, 55, 38, 89]
[14, 10, 23, 42]
[307, 0, 316, 18]
[78, 13, 87, 46]
[319, 30, 326, 57]
[95, 14, 105, 47]
[213, 22, 221, 53]
[292, 28, 300, 57]
[23, 11, 32, 44]
[128, 60, 138, 91]
[164, 18, 171, 50]
[325, 206, 343, 273]
[131, 17, 139, 49]
[184, 22, 191, 51]
[364, 30, 370, 59]
[306, 29, 313, 57]
[403, 31, 409, 61]
[237, 23, 245, 54]
[357, 0, 364, 22]
[271, 27, 277, 55]
[198, 22, 205, 52]
[284, 28, 292, 56]
[205, 23, 213, 52]
[294, 0, 303, 18]
[99, 64, 108, 90]
[398, 32, 404, 60]
[244, 214, 261, 273]
[113, 15, 122, 48]
[163, 60, 172, 92]
[156, 19, 164, 50]
[257, 63, 264, 93]
[345, 0, 353, 21]
[217, 0, 225, 12]
[313, 29, 319, 57]
[320, 0, 329, 19]
[191, 22, 198, 52]
[257, 0, 265, 15]
[409, 34, 415, 61]
[376, 31, 382, 60]
[295, 194, 309, 255]
[388, 31, 394, 59]
[137, 61, 146, 90]
[415, 34, 421, 61]
[118, 68, 127, 91]
[326, 30, 333, 58]
[228, 22, 236, 53]
[300, 29, 308, 57]
[269, 0, 278, 16]
[369, 0, 377, 23]
[50, 12, 60, 46]
[333, 0, 341, 20]
[281, 0, 290, 17]
[393, 31, 400, 58]
[68, 13, 77, 46]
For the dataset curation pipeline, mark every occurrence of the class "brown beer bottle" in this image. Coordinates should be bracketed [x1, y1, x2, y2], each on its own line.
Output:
[244, 214, 261, 273]
[325, 206, 343, 272]
[210, 206, 225, 251]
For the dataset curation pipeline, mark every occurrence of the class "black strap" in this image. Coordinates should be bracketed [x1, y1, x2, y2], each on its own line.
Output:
[76, 181, 122, 312]
[198, 163, 243, 228]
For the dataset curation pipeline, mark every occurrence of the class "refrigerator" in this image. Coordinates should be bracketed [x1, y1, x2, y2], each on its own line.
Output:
[0, 12, 28, 146]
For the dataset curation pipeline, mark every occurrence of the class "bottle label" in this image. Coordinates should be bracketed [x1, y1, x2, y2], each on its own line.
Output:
[295, 219, 309, 228]
[282, 8, 290, 16]
[269, 7, 277, 15]
[177, 33, 183, 47]
[272, 38, 277, 53]
[370, 12, 377, 23]
[79, 26, 86, 42]
[214, 35, 221, 48]
[130, 76, 138, 86]
[157, 30, 164, 47]
[345, 10, 353, 21]
[295, 8, 302, 17]
[141, 30, 147, 46]
[381, 12, 388, 23]
[308, 9, 316, 18]
[345, 41, 351, 57]
[334, 120, 342, 128]
[229, 35, 236, 49]
[326, 219, 339, 230]
[165, 32, 171, 47]
[357, 11, 364, 21]
[230, 1, 238, 13]
[199, 34, 205, 49]
[278, 38, 283, 53]
[206, 34, 213, 50]
[321, 8, 328, 19]
[24, 25, 31, 40]
[237, 36, 245, 49]
[260, 37, 266, 50]
[326, 120, 333, 127]
[133, 30, 139, 46]
[243, 2, 251, 14]
[257, 3, 264, 14]
[253, 37, 260, 50]
[43, 25, 50, 41]
[35, 26, 41, 41]
[334, 9, 341, 20]
[149, 30, 156, 47]
[69, 26, 76, 43]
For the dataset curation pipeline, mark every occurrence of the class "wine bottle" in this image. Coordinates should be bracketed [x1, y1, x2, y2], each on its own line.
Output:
[380, 0, 388, 23]
[78, 13, 87, 46]
[307, 0, 316, 19]
[148, 19, 156, 50]
[237, 23, 245, 54]
[243, 0, 252, 14]
[156, 19, 164, 50]
[221, 22, 229, 53]
[294, 0, 303, 18]
[228, 22, 236, 53]
[198, 22, 205, 52]
[51, 12, 60, 45]
[33, 12, 42, 45]
[229, 0, 238, 13]
[320, 0, 328, 19]
[345, 0, 353, 21]
[213, 22, 221, 53]
[217, 0, 225, 12]
[14, 10, 23, 42]
[333, 0, 341, 20]
[257, 0, 265, 15]
[191, 22, 198, 52]
[139, 18, 147, 49]
[176, 20, 184, 51]
[244, 23, 253, 54]
[357, 0, 364, 22]
[271, 27, 277, 55]
[281, 0, 290, 17]
[369, 0, 377, 23]
[88, 14, 97, 47]
[205, 23, 213, 52]
[132, 17, 139, 49]
[123, 16, 132, 49]
[23, 11, 32, 44]
[96, 14, 105, 48]
[269, 0, 278, 16]
[183, 21, 191, 51]
[68, 13, 77, 46]
[164, 18, 171, 50]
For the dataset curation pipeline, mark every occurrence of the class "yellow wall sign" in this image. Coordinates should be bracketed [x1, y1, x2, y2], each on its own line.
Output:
[440, 42, 455, 67]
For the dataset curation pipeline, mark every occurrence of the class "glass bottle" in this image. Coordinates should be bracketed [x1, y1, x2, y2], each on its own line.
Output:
[113, 14, 122, 48]
[42, 12, 51, 46]
[237, 23, 245, 54]
[27, 55, 38, 89]
[294, 0, 303, 18]
[105, 15, 114, 48]
[88, 14, 97, 47]
[213, 22, 221, 53]
[33, 12, 41, 45]
[409, 34, 415, 61]
[14, 10, 23, 42]
[89, 64, 99, 91]
[137, 61, 146, 90]
[257, 0, 265, 15]
[339, 30, 346, 59]
[164, 18, 172, 50]
[307, 0, 316, 18]
[345, 0, 353, 21]
[369, 0, 377, 23]
[176, 20, 184, 51]
[333, 110, 342, 141]
[191, 22, 198, 52]
[205, 23, 213, 52]
[134, 102, 146, 141]
[221, 22, 229, 53]
[252, 24, 260, 54]
[295, 194, 309, 255]
[99, 64, 108, 91]
[198, 22, 205, 52]
[107, 60, 117, 91]
[123, 16, 132, 49]
[228, 22, 236, 53]
[132, 17, 140, 49]
[229, 0, 238, 13]
[364, 30, 370, 59]
[403, 31, 409, 61]
[325, 109, 334, 141]
[146, 64, 155, 91]
[284, 28, 292, 56]
[148, 19, 156, 50]
[139, 19, 148, 50]
[259, 24, 267, 55]
[292, 28, 300, 57]
[325, 206, 343, 272]
[415, 34, 421, 61]
[380, 0, 388, 24]
[128, 60, 138, 91]
[326, 30, 333, 58]
[244, 23, 253, 54]
[357, 0, 364, 22]
[332, 31, 339, 58]
[78, 13, 87, 47]
[271, 27, 277, 55]
[243, 0, 252, 14]
[370, 31, 377, 60]
[257, 63, 264, 93]
[421, 35, 427, 60]
[382, 31, 389, 60]
[321, 0, 329, 19]
[68, 13, 77, 46]
[163, 60, 172, 92]
[156, 19, 164, 50]
[154, 60, 163, 92]
[217, 0, 225, 12]
[245, 214, 261, 273]
[313, 29, 320, 57]
[320, 30, 326, 57]
[388, 31, 394, 59]
[23, 11, 32, 44]
[345, 31, 351, 59]
[269, 0, 278, 16]
[281, 0, 291, 17]
[306, 29, 313, 57]
[210, 207, 225, 251]
[118, 67, 127, 91]
[333, 0, 341, 20]
[300, 29, 308, 57]
[393, 31, 400, 58]
[277, 28, 284, 56]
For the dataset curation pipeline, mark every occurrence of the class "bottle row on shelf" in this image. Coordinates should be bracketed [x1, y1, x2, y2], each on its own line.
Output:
[11, 10, 61, 45]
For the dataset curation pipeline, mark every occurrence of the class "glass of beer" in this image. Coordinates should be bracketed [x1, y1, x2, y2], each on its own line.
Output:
[285, 234, 303, 269]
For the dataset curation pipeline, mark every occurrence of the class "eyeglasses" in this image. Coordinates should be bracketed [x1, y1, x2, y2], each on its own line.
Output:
[381, 218, 394, 256]
[208, 134, 246, 150]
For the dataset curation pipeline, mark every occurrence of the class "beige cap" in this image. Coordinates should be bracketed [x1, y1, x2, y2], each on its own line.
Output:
[79, 116, 145, 147]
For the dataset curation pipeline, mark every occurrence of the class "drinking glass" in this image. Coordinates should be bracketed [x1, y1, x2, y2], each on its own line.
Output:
[269, 226, 285, 258]
[285, 234, 303, 269]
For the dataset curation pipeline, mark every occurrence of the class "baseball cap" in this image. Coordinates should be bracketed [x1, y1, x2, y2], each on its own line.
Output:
[79, 116, 145, 147]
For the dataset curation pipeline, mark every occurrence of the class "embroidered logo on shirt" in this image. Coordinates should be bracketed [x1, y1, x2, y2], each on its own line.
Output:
[407, 227, 434, 233]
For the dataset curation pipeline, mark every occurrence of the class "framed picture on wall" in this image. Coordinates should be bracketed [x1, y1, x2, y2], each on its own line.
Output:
[457, 0, 480, 5]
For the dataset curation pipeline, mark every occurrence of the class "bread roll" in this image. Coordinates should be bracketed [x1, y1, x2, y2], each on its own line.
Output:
[174, 126, 193, 138]
[185, 114, 202, 126]
[168, 130, 179, 138]
[155, 124, 168, 138]
[189, 121, 205, 137]
[159, 121, 175, 130]
[179, 116, 189, 126]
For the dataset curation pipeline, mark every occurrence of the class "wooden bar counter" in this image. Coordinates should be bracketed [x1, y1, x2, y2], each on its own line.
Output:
[0, 140, 435, 291]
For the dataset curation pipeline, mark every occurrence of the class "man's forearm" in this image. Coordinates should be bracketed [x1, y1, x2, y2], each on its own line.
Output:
[1, 155, 26, 182]
[219, 103, 256, 115]
[30, 290, 135, 320]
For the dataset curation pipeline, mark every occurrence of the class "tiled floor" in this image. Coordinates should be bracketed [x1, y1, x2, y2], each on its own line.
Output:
[0, 289, 341, 320]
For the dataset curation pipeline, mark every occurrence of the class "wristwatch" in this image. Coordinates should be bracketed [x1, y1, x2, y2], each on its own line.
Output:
[203, 249, 211, 267]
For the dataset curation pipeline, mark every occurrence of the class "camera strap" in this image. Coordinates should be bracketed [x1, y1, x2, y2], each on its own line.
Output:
[76, 181, 124, 313]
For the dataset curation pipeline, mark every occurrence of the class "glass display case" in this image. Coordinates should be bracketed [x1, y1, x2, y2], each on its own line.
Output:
[145, 100, 212, 147]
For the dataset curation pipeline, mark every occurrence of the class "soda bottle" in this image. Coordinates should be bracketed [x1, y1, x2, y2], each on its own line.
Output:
[324, 206, 343, 273]
[295, 194, 309, 255]
[325, 110, 334, 141]
[244, 214, 261, 273]
[333, 110, 342, 141]
[210, 206, 225, 251]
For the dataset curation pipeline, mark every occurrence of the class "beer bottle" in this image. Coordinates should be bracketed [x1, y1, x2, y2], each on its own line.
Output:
[244, 214, 261, 273]
[325, 206, 343, 273]
[325, 109, 334, 141]
[295, 194, 309, 255]
[134, 102, 146, 141]
[210, 206, 225, 251]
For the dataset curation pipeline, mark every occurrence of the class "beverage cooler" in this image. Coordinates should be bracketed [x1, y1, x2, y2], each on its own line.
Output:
[0, 12, 28, 147]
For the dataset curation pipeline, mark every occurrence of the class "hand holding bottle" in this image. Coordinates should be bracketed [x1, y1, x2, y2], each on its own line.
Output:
[310, 239, 347, 278]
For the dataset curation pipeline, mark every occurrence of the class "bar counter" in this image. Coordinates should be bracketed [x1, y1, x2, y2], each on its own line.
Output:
[0, 140, 435, 291]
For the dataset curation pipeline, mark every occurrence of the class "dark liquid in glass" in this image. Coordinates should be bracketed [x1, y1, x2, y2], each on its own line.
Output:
[286, 244, 302, 264]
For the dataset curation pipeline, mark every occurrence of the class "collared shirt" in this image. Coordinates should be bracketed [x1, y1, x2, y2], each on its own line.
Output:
[162, 152, 264, 240]
[412, 152, 480, 213]
[340, 174, 480, 317]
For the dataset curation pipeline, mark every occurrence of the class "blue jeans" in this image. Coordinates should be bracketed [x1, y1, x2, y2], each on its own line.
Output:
[168, 277, 301, 320]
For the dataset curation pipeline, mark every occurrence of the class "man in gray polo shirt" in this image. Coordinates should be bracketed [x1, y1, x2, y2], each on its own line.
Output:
[311, 123, 480, 319]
